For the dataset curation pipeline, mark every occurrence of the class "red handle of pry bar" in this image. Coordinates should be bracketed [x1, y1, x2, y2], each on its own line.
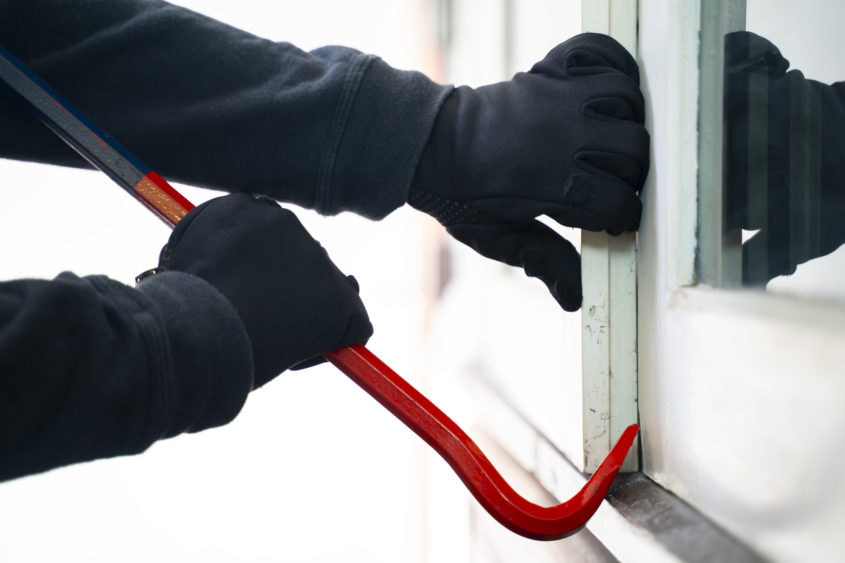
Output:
[0, 43, 638, 541]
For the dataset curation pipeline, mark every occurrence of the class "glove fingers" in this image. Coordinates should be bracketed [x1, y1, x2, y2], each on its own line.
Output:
[465, 167, 643, 233]
[533, 32, 640, 84]
[262, 268, 372, 380]
[536, 172, 642, 234]
[289, 276, 371, 372]
[577, 145, 647, 191]
[583, 94, 643, 125]
[578, 70, 646, 124]
[579, 84, 649, 186]
[446, 220, 582, 311]
[289, 312, 374, 371]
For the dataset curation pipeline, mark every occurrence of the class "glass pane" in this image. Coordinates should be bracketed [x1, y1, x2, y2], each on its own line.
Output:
[719, 0, 845, 300]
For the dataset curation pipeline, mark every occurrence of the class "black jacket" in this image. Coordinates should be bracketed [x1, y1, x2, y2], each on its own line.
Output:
[0, 0, 451, 481]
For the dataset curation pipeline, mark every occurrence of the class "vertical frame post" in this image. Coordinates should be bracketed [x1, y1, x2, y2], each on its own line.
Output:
[580, 0, 640, 472]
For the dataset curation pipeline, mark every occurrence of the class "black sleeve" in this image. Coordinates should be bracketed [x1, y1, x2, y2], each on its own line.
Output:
[0, 0, 452, 219]
[0, 271, 252, 482]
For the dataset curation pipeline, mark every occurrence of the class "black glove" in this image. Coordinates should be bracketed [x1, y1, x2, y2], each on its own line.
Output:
[724, 31, 845, 284]
[409, 33, 649, 311]
[159, 193, 373, 388]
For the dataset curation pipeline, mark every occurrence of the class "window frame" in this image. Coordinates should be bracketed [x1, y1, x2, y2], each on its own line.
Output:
[463, 0, 845, 559]
[637, 0, 845, 559]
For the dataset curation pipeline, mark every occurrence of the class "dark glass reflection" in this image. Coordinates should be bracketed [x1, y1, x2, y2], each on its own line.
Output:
[723, 31, 845, 286]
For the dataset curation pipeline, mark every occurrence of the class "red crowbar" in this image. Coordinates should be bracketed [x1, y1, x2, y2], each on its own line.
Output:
[0, 43, 638, 541]
[326, 345, 638, 540]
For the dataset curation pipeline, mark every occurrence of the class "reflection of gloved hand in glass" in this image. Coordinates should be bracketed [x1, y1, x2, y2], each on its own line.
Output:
[158, 193, 373, 389]
[409, 33, 649, 311]
[724, 31, 845, 284]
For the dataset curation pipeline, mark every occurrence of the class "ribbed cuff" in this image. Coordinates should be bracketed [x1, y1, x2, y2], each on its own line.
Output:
[137, 271, 253, 435]
[315, 53, 453, 219]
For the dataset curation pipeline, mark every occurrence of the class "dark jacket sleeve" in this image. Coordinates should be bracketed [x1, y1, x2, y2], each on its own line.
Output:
[0, 0, 452, 219]
[0, 271, 253, 482]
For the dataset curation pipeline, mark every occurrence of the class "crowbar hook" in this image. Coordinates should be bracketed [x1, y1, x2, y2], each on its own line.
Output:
[0, 43, 639, 541]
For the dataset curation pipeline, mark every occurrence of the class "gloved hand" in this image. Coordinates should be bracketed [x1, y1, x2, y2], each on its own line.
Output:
[409, 33, 649, 311]
[158, 193, 373, 388]
[724, 31, 845, 284]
